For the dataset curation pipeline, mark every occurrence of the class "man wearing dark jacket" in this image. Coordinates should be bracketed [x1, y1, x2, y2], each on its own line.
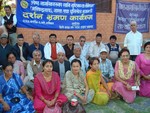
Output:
[53, 49, 70, 82]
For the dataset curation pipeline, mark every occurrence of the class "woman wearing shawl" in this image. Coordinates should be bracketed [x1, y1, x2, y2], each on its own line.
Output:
[86, 57, 113, 105]
[112, 48, 140, 103]
[62, 59, 95, 104]
[135, 42, 150, 97]
[34, 59, 67, 113]
[0, 62, 35, 113]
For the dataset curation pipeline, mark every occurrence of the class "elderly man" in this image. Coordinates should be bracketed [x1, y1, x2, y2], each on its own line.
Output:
[99, 48, 114, 83]
[2, 5, 17, 46]
[25, 49, 43, 89]
[44, 33, 64, 60]
[28, 32, 44, 60]
[0, 34, 12, 75]
[53, 49, 70, 82]
[69, 44, 88, 75]
[12, 34, 29, 63]
[89, 33, 106, 58]
[124, 20, 143, 61]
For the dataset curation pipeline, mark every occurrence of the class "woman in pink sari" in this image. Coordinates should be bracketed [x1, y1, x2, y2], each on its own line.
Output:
[34, 59, 68, 113]
[112, 48, 140, 103]
[135, 42, 150, 97]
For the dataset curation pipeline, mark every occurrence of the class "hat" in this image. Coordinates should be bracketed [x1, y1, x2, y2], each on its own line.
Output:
[17, 34, 24, 38]
[0, 34, 8, 39]
[100, 48, 107, 54]
[57, 48, 65, 54]
[74, 44, 81, 50]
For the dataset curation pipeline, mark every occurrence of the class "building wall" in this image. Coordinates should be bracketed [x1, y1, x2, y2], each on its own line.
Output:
[17, 0, 150, 45]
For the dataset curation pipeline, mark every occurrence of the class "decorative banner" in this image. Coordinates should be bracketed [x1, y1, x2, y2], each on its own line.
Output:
[114, 1, 150, 33]
[16, 0, 96, 30]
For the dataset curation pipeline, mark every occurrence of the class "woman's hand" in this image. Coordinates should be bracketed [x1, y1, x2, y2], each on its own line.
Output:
[126, 84, 132, 90]
[107, 90, 111, 98]
[3, 102, 10, 111]
[47, 99, 56, 107]
[82, 95, 87, 103]
[143, 76, 150, 80]
[26, 94, 33, 101]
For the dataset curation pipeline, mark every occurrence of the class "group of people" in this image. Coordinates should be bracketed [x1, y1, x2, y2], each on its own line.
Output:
[0, 4, 150, 113]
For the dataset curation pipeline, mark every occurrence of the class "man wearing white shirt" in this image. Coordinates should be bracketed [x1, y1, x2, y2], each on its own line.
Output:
[69, 44, 88, 75]
[77, 35, 90, 60]
[44, 33, 65, 61]
[89, 33, 106, 58]
[124, 20, 143, 61]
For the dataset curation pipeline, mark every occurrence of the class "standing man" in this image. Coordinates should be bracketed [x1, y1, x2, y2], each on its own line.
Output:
[44, 34, 64, 60]
[124, 20, 143, 61]
[89, 33, 106, 58]
[2, 5, 17, 46]
[63, 35, 75, 60]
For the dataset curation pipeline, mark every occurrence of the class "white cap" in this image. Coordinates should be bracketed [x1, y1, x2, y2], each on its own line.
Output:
[74, 44, 81, 50]
[57, 48, 65, 54]
[100, 48, 107, 54]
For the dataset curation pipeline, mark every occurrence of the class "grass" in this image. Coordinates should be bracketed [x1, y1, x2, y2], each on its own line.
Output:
[84, 96, 150, 113]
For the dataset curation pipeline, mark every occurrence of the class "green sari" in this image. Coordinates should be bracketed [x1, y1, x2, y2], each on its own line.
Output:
[86, 69, 110, 105]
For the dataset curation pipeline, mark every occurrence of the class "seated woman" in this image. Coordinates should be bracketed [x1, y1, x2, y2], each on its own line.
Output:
[34, 59, 68, 113]
[7, 52, 25, 80]
[86, 57, 113, 105]
[62, 59, 94, 104]
[0, 62, 35, 113]
[135, 42, 150, 97]
[112, 48, 140, 103]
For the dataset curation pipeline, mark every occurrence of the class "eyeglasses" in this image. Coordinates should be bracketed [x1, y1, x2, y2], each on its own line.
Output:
[131, 24, 136, 26]
[80, 40, 85, 42]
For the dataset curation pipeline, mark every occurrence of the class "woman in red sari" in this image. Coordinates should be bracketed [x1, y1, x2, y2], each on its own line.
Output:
[34, 59, 68, 113]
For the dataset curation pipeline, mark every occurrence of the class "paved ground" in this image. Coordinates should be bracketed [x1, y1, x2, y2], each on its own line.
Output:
[84, 96, 150, 113]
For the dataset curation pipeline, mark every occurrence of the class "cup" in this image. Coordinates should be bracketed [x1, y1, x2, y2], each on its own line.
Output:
[71, 98, 78, 106]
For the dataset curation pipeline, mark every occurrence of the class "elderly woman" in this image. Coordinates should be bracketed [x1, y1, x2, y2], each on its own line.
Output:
[135, 42, 150, 97]
[34, 59, 67, 113]
[112, 48, 140, 103]
[7, 52, 25, 80]
[0, 62, 35, 113]
[62, 59, 94, 104]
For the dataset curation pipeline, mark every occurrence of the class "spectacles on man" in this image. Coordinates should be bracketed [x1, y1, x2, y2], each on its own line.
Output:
[80, 40, 85, 42]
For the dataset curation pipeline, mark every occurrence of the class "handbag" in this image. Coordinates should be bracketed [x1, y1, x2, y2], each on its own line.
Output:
[43, 103, 62, 113]
[62, 101, 86, 113]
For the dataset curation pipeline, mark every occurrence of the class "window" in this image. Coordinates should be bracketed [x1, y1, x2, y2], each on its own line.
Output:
[76, 0, 112, 13]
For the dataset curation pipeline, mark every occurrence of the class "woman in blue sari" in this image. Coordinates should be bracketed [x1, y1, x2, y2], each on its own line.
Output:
[0, 62, 35, 113]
